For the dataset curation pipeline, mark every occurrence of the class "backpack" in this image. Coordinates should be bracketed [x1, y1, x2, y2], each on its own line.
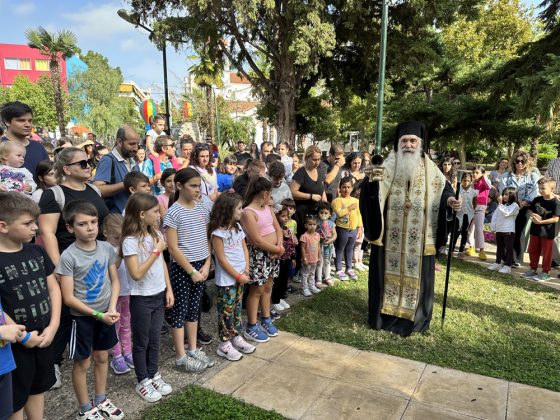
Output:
[51, 183, 102, 211]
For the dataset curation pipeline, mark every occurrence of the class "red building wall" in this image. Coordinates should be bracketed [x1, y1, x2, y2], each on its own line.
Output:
[0, 43, 67, 88]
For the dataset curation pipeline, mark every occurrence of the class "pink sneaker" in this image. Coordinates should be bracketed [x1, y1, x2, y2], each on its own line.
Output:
[232, 335, 256, 354]
[216, 341, 242, 361]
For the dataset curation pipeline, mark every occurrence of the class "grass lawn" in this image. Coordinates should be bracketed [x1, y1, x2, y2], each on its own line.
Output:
[276, 259, 560, 392]
[142, 385, 284, 420]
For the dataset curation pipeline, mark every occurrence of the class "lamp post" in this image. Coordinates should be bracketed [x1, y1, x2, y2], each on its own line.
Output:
[374, 0, 389, 154]
[117, 9, 171, 135]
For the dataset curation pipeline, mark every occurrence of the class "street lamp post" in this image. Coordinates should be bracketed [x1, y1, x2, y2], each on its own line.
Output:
[117, 9, 171, 135]
[374, 0, 389, 154]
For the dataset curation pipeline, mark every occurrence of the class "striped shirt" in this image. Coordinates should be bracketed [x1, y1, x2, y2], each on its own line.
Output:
[163, 201, 210, 262]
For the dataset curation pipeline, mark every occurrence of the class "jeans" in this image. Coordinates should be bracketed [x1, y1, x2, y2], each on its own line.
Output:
[335, 227, 357, 272]
[301, 263, 317, 292]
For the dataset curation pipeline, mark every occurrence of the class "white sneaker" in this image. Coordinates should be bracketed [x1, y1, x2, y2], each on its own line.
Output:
[77, 407, 105, 420]
[189, 348, 215, 367]
[359, 262, 369, 271]
[135, 379, 162, 403]
[231, 335, 256, 354]
[302, 289, 312, 297]
[50, 363, 62, 390]
[151, 372, 172, 396]
[176, 354, 207, 373]
[279, 299, 291, 309]
[354, 263, 364, 271]
[216, 341, 243, 361]
[487, 263, 503, 271]
[498, 266, 511, 274]
[272, 303, 285, 312]
[310, 285, 322, 294]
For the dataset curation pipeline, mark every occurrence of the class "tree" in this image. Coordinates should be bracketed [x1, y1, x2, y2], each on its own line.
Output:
[0, 75, 57, 130]
[68, 51, 144, 139]
[26, 27, 79, 136]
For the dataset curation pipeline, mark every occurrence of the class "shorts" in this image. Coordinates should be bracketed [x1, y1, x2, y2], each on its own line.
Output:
[68, 316, 118, 360]
[0, 372, 13, 418]
[165, 260, 205, 328]
[248, 245, 280, 285]
[11, 344, 55, 412]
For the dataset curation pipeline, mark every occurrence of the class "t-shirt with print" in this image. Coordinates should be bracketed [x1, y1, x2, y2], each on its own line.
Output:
[0, 165, 36, 194]
[163, 201, 210, 262]
[122, 235, 166, 296]
[529, 196, 560, 239]
[0, 302, 16, 376]
[300, 231, 321, 265]
[212, 226, 246, 287]
[56, 241, 116, 316]
[0, 244, 54, 331]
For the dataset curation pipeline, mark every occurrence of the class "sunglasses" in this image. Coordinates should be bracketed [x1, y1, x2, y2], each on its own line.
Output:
[453, 161, 461, 165]
[66, 160, 90, 169]
[515, 159, 526, 164]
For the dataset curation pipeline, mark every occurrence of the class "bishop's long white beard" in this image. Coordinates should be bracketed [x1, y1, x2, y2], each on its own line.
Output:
[396, 147, 423, 183]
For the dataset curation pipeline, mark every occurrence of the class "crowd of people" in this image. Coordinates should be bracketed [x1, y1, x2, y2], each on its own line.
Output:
[0, 100, 559, 420]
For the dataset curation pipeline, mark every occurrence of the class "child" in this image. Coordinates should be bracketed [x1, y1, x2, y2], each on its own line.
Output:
[145, 113, 166, 158]
[332, 176, 363, 280]
[0, 141, 36, 195]
[209, 193, 256, 360]
[135, 146, 156, 193]
[316, 202, 336, 287]
[454, 172, 478, 258]
[103, 214, 133, 375]
[466, 165, 490, 260]
[0, 193, 61, 420]
[521, 177, 560, 281]
[281, 198, 298, 283]
[31, 160, 56, 203]
[488, 187, 519, 274]
[240, 177, 283, 342]
[277, 142, 293, 182]
[217, 155, 238, 193]
[272, 208, 296, 311]
[300, 215, 321, 297]
[157, 168, 176, 220]
[122, 193, 175, 402]
[163, 168, 214, 372]
[124, 171, 151, 196]
[56, 200, 124, 420]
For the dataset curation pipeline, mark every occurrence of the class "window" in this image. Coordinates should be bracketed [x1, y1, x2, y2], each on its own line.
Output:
[35, 59, 50, 71]
[3, 58, 32, 70]
[19, 59, 31, 70]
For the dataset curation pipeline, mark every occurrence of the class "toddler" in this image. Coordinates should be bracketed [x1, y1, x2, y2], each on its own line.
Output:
[316, 202, 336, 287]
[488, 187, 519, 274]
[0, 141, 36, 194]
[300, 215, 321, 297]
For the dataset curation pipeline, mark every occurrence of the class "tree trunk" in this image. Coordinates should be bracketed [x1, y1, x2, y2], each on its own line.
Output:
[206, 86, 214, 141]
[262, 118, 269, 144]
[458, 140, 466, 167]
[50, 58, 66, 136]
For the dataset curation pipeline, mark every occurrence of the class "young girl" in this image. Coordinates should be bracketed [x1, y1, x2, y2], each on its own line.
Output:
[32, 160, 57, 203]
[332, 177, 363, 280]
[488, 187, 519, 274]
[281, 198, 298, 284]
[316, 202, 336, 287]
[102, 214, 133, 375]
[272, 208, 296, 311]
[122, 192, 175, 402]
[453, 173, 478, 258]
[466, 165, 490, 260]
[277, 142, 293, 182]
[217, 155, 238, 193]
[240, 177, 283, 342]
[209, 193, 256, 361]
[163, 168, 215, 372]
[157, 168, 176, 220]
[191, 143, 218, 201]
[300, 215, 321, 296]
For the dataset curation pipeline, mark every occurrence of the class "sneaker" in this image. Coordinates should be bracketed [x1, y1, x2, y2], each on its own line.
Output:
[160, 323, 169, 335]
[50, 363, 62, 390]
[243, 324, 269, 343]
[309, 285, 322, 294]
[512, 262, 521, 268]
[336, 271, 349, 281]
[358, 262, 369, 271]
[190, 348, 215, 367]
[197, 328, 213, 345]
[77, 407, 105, 420]
[151, 372, 173, 396]
[135, 379, 162, 403]
[124, 353, 134, 369]
[260, 317, 279, 337]
[96, 398, 125, 419]
[456, 251, 465, 259]
[439, 246, 448, 256]
[465, 247, 476, 257]
[302, 289, 312, 297]
[346, 269, 358, 280]
[498, 265, 511, 274]
[217, 341, 243, 361]
[521, 269, 538, 278]
[270, 309, 281, 320]
[272, 303, 285, 312]
[487, 263, 502, 271]
[478, 250, 488, 261]
[175, 355, 207, 373]
[292, 273, 302, 283]
[315, 282, 327, 289]
[533, 272, 551, 282]
[279, 299, 291, 309]
[232, 335, 256, 354]
[110, 356, 130, 375]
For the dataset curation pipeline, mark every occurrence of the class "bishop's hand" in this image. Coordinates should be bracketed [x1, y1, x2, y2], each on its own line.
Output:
[447, 196, 462, 211]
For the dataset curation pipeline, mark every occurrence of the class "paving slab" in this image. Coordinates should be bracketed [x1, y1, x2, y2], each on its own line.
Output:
[251, 331, 302, 361]
[412, 364, 508, 420]
[302, 381, 408, 420]
[506, 382, 560, 420]
[337, 349, 426, 398]
[201, 355, 269, 395]
[402, 401, 484, 419]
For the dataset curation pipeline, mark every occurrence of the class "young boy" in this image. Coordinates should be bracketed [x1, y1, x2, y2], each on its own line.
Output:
[123, 171, 151, 195]
[0, 192, 61, 420]
[522, 177, 560, 282]
[56, 200, 124, 420]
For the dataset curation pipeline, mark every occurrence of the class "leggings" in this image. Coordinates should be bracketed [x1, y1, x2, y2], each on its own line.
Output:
[216, 284, 244, 342]
[467, 205, 487, 250]
[451, 215, 470, 254]
[335, 227, 357, 272]
[271, 259, 290, 303]
[495, 232, 514, 266]
[514, 206, 531, 264]
[111, 295, 132, 358]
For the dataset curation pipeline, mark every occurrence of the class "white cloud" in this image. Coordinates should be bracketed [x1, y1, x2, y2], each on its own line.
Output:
[14, 2, 35, 15]
[120, 38, 141, 52]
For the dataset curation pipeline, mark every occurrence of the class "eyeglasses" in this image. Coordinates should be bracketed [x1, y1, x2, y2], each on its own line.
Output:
[515, 159, 526, 164]
[453, 161, 461, 165]
[66, 160, 90, 169]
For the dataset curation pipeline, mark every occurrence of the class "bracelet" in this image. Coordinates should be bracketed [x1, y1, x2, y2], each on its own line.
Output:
[20, 331, 31, 344]
[152, 251, 161, 256]
[189, 268, 198, 276]
[235, 272, 243, 281]
[91, 310, 104, 321]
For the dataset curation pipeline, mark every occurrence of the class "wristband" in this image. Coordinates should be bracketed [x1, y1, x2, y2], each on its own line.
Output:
[91, 310, 104, 321]
[235, 272, 243, 281]
[152, 251, 161, 256]
[20, 331, 31, 344]
[189, 268, 198, 276]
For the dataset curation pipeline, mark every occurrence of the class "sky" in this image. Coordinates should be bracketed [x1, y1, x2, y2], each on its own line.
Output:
[0, 0, 545, 103]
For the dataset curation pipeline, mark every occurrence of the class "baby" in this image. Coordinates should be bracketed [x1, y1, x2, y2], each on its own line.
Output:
[0, 141, 36, 195]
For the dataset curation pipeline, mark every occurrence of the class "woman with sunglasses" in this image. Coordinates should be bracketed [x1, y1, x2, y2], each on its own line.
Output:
[191, 143, 218, 201]
[38, 147, 110, 389]
[499, 150, 540, 266]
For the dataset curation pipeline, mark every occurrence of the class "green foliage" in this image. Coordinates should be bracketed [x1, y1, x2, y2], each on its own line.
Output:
[220, 115, 255, 147]
[537, 141, 558, 168]
[142, 385, 284, 420]
[0, 75, 57, 129]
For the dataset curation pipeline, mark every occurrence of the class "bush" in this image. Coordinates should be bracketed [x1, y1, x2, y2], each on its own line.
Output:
[537, 142, 557, 169]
